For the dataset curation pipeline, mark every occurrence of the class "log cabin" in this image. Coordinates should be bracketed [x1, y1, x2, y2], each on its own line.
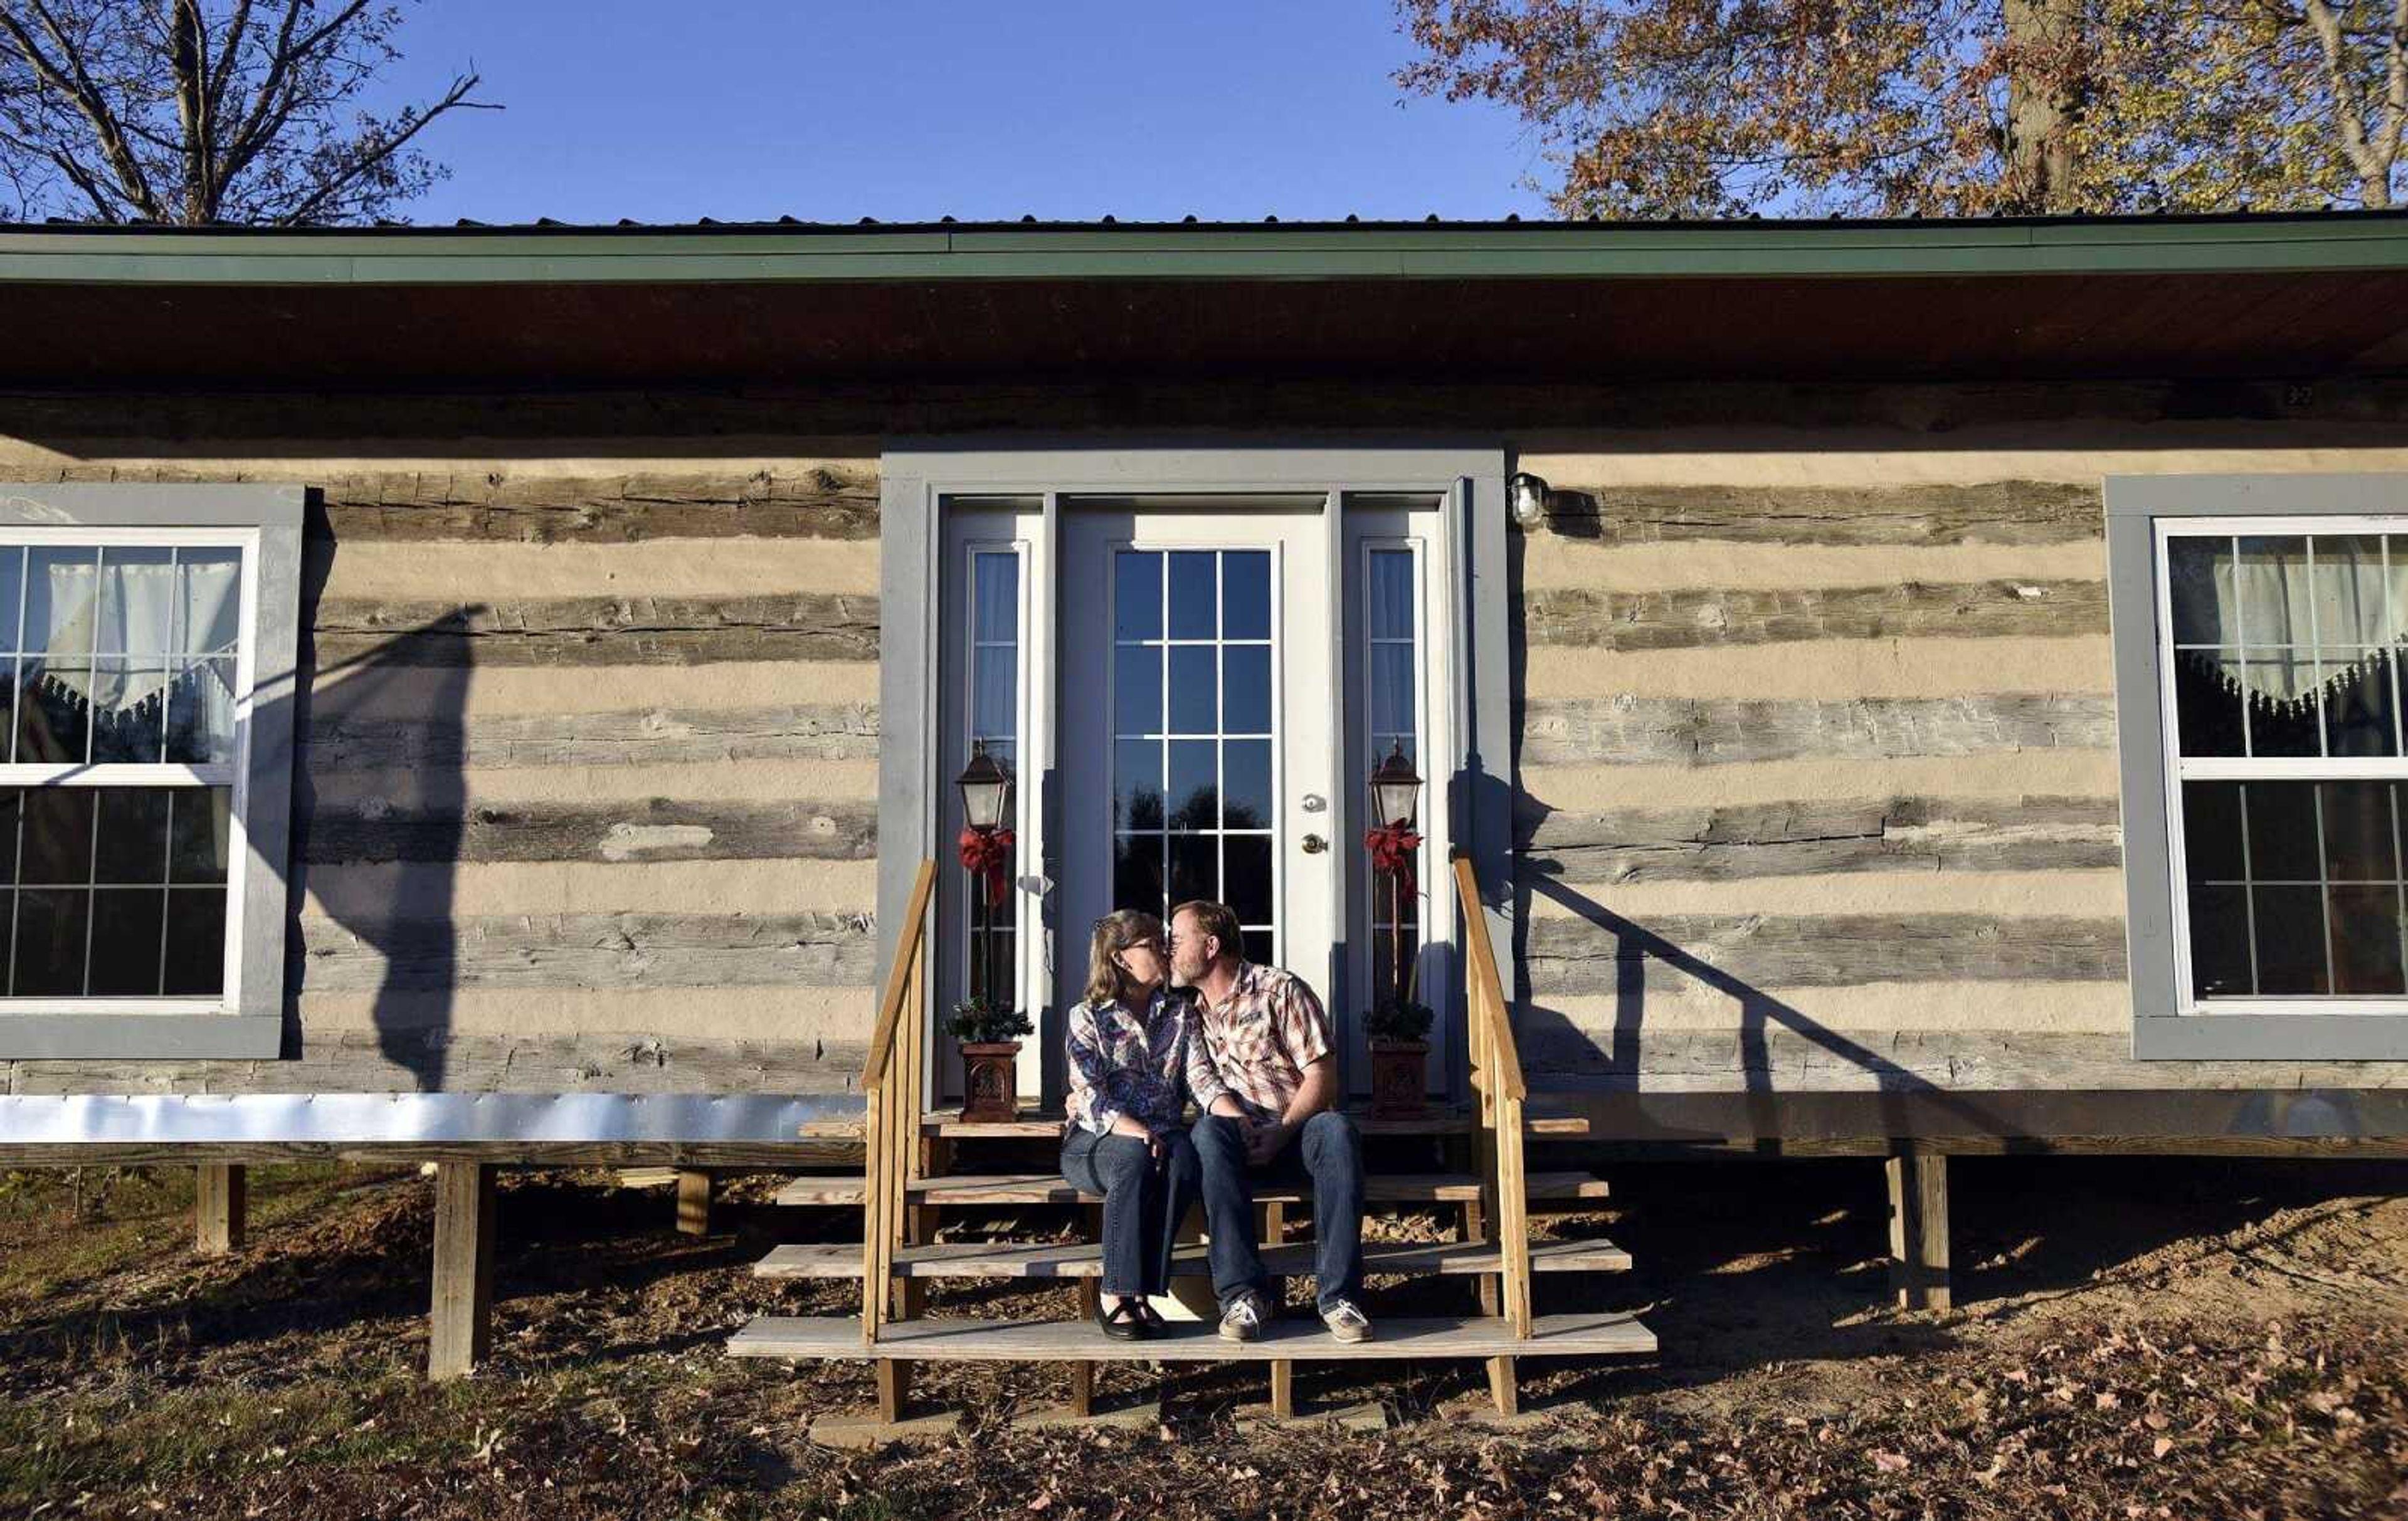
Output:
[1, 213, 2407, 1411]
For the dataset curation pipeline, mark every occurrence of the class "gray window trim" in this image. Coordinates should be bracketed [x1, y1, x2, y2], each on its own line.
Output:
[2108, 471, 2408, 1060]
[876, 443, 1513, 1092]
[0, 483, 302, 1061]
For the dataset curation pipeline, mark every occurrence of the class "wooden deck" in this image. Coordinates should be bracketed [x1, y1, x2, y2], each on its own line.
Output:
[772, 1170, 1613, 1207]
[729, 1312, 1657, 1362]
[752, 1236, 1634, 1280]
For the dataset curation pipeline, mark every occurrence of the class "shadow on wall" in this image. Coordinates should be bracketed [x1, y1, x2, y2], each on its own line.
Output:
[284, 510, 473, 1092]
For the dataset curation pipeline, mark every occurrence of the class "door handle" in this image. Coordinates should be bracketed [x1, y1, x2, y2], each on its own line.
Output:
[1301, 834, 1328, 855]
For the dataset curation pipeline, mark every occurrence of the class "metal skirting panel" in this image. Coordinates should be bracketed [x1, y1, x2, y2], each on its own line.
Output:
[1532, 1087, 2408, 1144]
[0, 1092, 866, 1147]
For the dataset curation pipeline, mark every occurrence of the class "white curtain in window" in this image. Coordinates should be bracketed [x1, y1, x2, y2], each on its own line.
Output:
[2173, 536, 2397, 705]
[34, 553, 240, 710]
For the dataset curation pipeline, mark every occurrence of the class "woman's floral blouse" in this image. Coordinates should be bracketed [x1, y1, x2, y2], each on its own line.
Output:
[1064, 987, 1198, 1135]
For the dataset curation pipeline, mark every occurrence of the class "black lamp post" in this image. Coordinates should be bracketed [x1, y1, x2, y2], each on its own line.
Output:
[956, 743, 1015, 1011]
[1367, 742, 1423, 1002]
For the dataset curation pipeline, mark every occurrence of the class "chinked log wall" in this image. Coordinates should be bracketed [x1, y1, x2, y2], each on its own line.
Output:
[4, 468, 887, 1095]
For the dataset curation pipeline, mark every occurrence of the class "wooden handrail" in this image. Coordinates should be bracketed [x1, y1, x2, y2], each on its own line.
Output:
[862, 860, 939, 1090]
[1452, 855, 1524, 1101]
[1452, 851, 1533, 1341]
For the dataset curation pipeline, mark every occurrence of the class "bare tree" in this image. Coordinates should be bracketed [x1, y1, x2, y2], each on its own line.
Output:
[0, 0, 495, 226]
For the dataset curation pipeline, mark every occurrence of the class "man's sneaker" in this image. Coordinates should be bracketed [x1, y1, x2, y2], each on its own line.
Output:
[1321, 1298, 1372, 1344]
[1218, 1290, 1270, 1343]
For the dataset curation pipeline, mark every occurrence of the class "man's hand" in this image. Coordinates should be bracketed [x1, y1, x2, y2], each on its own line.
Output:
[1242, 1117, 1289, 1166]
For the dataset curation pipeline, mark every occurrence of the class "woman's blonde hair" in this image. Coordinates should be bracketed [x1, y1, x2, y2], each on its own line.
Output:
[1082, 909, 1166, 1008]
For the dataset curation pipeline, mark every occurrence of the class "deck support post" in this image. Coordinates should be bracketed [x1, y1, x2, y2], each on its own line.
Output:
[675, 1169, 714, 1236]
[194, 1164, 245, 1256]
[429, 1162, 496, 1381]
[1261, 1201, 1295, 1418]
[875, 1360, 912, 1423]
[1886, 1148, 1951, 1311]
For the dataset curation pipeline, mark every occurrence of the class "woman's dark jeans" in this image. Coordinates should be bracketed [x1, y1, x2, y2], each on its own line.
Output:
[1060, 1125, 1203, 1297]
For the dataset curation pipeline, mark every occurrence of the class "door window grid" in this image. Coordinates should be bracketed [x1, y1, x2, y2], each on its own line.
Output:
[2163, 524, 2408, 1008]
[965, 547, 1020, 1008]
[1110, 547, 1279, 967]
[1365, 545, 1420, 1002]
[0, 540, 242, 1001]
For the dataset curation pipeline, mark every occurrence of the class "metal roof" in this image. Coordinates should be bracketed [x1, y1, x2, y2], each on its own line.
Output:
[3, 209, 2407, 285]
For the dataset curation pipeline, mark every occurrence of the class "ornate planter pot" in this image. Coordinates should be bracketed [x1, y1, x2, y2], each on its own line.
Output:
[958, 1041, 1023, 1123]
[1368, 1040, 1430, 1120]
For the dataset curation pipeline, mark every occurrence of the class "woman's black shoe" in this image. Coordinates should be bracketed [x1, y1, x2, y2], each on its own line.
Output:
[1097, 1298, 1154, 1341]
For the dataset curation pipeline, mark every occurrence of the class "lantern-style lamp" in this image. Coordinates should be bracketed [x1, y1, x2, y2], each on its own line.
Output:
[1508, 471, 1551, 529]
[1368, 743, 1422, 830]
[957, 743, 1014, 831]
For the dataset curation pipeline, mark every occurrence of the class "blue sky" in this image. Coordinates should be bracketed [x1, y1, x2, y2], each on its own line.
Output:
[373, 1, 1553, 226]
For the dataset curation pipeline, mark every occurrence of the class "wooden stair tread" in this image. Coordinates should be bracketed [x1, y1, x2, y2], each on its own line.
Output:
[729, 1311, 1655, 1362]
[803, 1107, 1590, 1140]
[754, 1236, 1631, 1280]
[773, 1171, 1609, 1208]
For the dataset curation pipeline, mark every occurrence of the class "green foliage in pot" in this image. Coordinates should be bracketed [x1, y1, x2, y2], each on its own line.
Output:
[946, 997, 1034, 1045]
[1363, 996, 1435, 1046]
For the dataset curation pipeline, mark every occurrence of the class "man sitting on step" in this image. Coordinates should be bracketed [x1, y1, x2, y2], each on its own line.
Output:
[1169, 898, 1370, 1345]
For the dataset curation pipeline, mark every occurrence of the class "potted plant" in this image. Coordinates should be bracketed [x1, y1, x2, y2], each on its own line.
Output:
[946, 997, 1034, 1123]
[1363, 995, 1434, 1119]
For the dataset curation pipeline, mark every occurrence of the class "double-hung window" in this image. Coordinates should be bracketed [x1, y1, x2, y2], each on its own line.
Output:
[2110, 474, 2408, 1059]
[0, 486, 301, 1060]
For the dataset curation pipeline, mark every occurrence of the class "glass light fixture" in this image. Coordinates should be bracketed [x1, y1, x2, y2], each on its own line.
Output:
[956, 742, 1013, 831]
[1368, 742, 1423, 830]
[1508, 471, 1550, 529]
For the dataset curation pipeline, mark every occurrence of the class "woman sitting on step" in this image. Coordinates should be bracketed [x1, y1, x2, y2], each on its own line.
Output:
[1062, 910, 1207, 1341]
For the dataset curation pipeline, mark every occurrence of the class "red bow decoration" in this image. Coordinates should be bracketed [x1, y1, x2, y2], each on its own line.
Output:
[958, 826, 1016, 906]
[1363, 824, 1423, 893]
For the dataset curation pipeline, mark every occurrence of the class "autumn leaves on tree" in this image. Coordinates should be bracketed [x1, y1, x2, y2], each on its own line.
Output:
[1397, 0, 2408, 217]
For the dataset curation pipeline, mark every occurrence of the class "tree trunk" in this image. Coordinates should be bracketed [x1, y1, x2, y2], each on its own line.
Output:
[2004, 0, 2087, 213]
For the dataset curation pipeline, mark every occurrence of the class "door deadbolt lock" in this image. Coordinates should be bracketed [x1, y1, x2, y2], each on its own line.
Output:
[1301, 833, 1329, 855]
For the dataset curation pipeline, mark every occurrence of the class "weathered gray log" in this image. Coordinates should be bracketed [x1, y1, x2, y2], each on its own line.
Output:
[1523, 580, 2105, 650]
[1522, 912, 2128, 992]
[1536, 482, 2104, 547]
[310, 470, 878, 542]
[299, 798, 878, 865]
[1519, 695, 2118, 767]
[4, 1030, 871, 1095]
[308, 594, 880, 666]
[294, 912, 877, 991]
[303, 703, 880, 771]
[1518, 794, 2123, 882]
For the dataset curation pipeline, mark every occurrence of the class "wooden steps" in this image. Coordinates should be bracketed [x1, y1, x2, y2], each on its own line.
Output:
[729, 1311, 1656, 1362]
[773, 1170, 1612, 1208]
[796, 1107, 1592, 1140]
[754, 1235, 1633, 1280]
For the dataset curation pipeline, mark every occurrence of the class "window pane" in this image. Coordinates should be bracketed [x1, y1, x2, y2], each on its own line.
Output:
[95, 547, 174, 656]
[1223, 740, 1272, 831]
[2244, 650, 2321, 757]
[1112, 834, 1163, 915]
[1370, 645, 1415, 743]
[13, 889, 85, 995]
[1114, 740, 1162, 830]
[2167, 535, 2233, 645]
[2173, 649, 2247, 757]
[2247, 783, 2321, 882]
[972, 552, 1018, 645]
[2182, 782, 2246, 882]
[2312, 535, 2389, 645]
[90, 661, 166, 763]
[19, 789, 92, 885]
[2188, 885, 2253, 996]
[25, 547, 98, 660]
[1242, 930, 1275, 967]
[2251, 885, 2330, 994]
[87, 889, 164, 996]
[1114, 551, 1160, 641]
[2328, 885, 2407, 994]
[175, 549, 243, 656]
[1168, 551, 1216, 639]
[1168, 834, 1218, 905]
[0, 547, 22, 655]
[1113, 645, 1161, 736]
[2236, 536, 2312, 645]
[1168, 740, 1217, 831]
[1222, 550, 1270, 640]
[2322, 648, 2399, 757]
[1224, 645, 1270, 735]
[2320, 781, 2397, 881]
[93, 789, 169, 885]
[162, 888, 226, 996]
[1168, 646, 1215, 734]
[1225, 836, 1273, 926]
[1368, 550, 1415, 641]
[17, 661, 90, 763]
[971, 647, 1015, 742]
[164, 658, 236, 765]
[169, 789, 231, 884]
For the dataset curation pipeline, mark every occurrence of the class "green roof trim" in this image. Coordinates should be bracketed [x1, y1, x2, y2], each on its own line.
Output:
[1, 213, 2406, 285]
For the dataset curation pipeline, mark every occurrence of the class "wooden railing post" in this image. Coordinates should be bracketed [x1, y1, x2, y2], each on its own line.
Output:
[1454, 853, 1534, 1419]
[859, 860, 937, 1347]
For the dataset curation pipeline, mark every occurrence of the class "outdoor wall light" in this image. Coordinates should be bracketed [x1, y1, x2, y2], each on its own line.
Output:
[1508, 471, 1551, 529]
[956, 742, 1014, 833]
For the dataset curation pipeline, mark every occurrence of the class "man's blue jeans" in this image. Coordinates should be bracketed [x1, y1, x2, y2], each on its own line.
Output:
[1193, 1110, 1364, 1313]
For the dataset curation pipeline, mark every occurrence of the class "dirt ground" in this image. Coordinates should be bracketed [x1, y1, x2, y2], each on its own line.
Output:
[3, 1152, 2405, 1520]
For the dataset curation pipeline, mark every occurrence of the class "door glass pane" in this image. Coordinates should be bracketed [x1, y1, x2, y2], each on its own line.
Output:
[1363, 547, 1422, 1002]
[1224, 646, 1270, 735]
[1114, 740, 1163, 829]
[1168, 740, 1217, 829]
[1223, 740, 1273, 829]
[1168, 551, 1217, 639]
[1223, 551, 1270, 640]
[1114, 645, 1162, 736]
[1112, 833, 1164, 914]
[1114, 550, 1161, 641]
[1168, 833, 1217, 905]
[1168, 646, 1216, 734]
